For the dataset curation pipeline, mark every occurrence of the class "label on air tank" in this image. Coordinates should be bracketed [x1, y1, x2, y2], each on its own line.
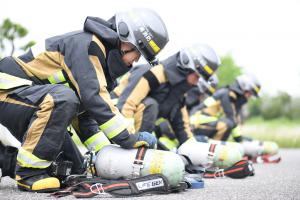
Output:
[136, 178, 165, 190]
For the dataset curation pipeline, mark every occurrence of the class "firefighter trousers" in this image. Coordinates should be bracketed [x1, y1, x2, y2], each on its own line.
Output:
[0, 84, 80, 175]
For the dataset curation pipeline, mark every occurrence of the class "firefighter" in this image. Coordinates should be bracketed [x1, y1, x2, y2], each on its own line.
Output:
[190, 74, 261, 142]
[0, 8, 168, 192]
[186, 74, 219, 112]
[116, 44, 221, 148]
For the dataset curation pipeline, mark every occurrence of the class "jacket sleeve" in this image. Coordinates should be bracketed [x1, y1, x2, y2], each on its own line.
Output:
[62, 35, 136, 147]
[186, 87, 201, 111]
[169, 104, 194, 145]
[71, 112, 111, 152]
[219, 91, 237, 127]
[117, 64, 167, 119]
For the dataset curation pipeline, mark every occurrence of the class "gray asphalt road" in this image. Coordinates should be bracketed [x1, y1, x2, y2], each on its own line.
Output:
[1, 149, 300, 200]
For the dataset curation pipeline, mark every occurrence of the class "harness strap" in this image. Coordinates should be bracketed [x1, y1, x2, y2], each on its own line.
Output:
[203, 160, 255, 179]
[207, 143, 216, 166]
[132, 147, 147, 178]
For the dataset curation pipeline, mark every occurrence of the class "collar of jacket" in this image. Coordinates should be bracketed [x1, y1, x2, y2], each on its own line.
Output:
[84, 16, 132, 82]
[161, 53, 188, 86]
[84, 16, 119, 49]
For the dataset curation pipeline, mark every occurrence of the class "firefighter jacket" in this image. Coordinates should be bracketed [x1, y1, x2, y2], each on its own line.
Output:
[0, 16, 136, 149]
[117, 53, 194, 144]
[192, 87, 248, 129]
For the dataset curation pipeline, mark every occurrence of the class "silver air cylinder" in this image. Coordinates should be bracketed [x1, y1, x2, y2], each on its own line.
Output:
[242, 140, 278, 157]
[262, 141, 279, 155]
[177, 139, 242, 168]
[95, 145, 185, 186]
[209, 139, 245, 156]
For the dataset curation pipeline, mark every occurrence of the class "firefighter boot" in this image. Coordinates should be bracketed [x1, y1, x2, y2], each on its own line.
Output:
[16, 168, 60, 192]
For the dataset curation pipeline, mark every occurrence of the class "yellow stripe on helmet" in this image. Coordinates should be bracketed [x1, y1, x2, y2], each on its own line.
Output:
[149, 40, 160, 53]
[208, 86, 216, 94]
[204, 65, 214, 75]
[253, 85, 260, 94]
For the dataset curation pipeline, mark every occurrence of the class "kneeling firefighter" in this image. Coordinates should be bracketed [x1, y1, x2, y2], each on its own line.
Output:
[114, 44, 242, 168]
[189, 74, 279, 158]
[0, 8, 169, 192]
[190, 74, 261, 142]
[116, 44, 220, 148]
[185, 78, 247, 160]
[156, 74, 219, 150]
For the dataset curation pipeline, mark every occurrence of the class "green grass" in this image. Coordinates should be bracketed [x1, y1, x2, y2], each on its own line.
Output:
[245, 117, 300, 127]
[242, 117, 300, 148]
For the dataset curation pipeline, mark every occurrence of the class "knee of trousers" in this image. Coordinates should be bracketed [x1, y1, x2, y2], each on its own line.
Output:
[219, 118, 236, 131]
[48, 85, 80, 115]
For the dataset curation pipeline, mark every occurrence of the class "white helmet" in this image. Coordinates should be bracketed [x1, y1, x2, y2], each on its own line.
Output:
[232, 74, 261, 97]
[179, 44, 221, 80]
[115, 8, 169, 65]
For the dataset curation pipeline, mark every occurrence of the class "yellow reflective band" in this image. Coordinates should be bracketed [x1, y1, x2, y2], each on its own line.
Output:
[204, 65, 214, 75]
[149, 40, 160, 53]
[55, 71, 65, 82]
[17, 148, 52, 169]
[16, 182, 31, 189]
[190, 112, 218, 125]
[106, 125, 128, 139]
[48, 71, 66, 84]
[155, 117, 166, 126]
[48, 76, 56, 84]
[84, 132, 111, 152]
[203, 97, 217, 107]
[100, 114, 128, 139]
[232, 126, 242, 138]
[159, 137, 179, 150]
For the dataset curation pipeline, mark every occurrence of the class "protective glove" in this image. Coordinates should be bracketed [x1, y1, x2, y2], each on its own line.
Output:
[133, 132, 157, 149]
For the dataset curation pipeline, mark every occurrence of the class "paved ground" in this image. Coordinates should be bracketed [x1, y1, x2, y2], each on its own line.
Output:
[1, 149, 300, 200]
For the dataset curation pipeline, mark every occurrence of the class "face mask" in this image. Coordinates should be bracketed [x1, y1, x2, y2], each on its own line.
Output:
[107, 49, 131, 80]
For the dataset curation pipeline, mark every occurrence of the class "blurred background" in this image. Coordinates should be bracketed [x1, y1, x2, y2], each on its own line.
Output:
[1, 0, 299, 147]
